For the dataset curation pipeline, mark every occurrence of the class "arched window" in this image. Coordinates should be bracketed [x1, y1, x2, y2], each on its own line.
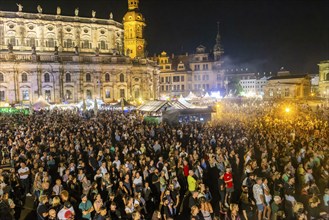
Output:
[105, 73, 110, 82]
[46, 38, 55, 48]
[65, 73, 71, 82]
[120, 73, 124, 82]
[64, 39, 73, 48]
[22, 73, 28, 82]
[0, 73, 3, 82]
[326, 73, 329, 81]
[44, 73, 50, 82]
[100, 41, 107, 50]
[86, 73, 91, 82]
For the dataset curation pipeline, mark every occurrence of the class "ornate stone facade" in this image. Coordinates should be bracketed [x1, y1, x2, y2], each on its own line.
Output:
[0, 1, 159, 104]
[155, 44, 226, 98]
[152, 23, 226, 99]
[318, 60, 329, 97]
[123, 0, 146, 59]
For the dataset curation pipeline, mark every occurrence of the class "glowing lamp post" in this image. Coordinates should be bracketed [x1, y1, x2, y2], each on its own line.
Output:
[216, 103, 221, 119]
[285, 107, 291, 113]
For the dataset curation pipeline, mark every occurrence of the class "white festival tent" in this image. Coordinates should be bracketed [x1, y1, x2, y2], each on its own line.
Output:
[77, 99, 104, 111]
[203, 92, 211, 99]
[33, 96, 50, 110]
[185, 91, 198, 100]
[178, 97, 200, 109]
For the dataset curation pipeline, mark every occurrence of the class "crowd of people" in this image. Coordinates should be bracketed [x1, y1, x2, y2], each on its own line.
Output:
[0, 101, 328, 220]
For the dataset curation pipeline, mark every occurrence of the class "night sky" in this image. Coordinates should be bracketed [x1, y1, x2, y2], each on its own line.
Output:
[0, 0, 328, 74]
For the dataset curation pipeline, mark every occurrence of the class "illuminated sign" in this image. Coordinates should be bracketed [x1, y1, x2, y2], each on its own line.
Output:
[0, 107, 29, 115]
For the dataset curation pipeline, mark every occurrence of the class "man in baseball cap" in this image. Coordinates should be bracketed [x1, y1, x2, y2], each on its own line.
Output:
[57, 201, 75, 220]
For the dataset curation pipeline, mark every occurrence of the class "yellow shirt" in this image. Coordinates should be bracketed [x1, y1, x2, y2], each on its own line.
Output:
[187, 175, 197, 192]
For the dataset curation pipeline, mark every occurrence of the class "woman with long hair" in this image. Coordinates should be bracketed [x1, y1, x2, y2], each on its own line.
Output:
[51, 196, 62, 213]
[262, 178, 272, 220]
[160, 171, 167, 200]
[190, 205, 204, 220]
[199, 197, 213, 220]
[225, 203, 241, 220]
[93, 193, 103, 215]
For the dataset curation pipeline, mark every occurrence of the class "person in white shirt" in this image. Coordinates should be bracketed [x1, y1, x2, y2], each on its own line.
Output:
[52, 179, 63, 196]
[57, 201, 75, 220]
[18, 162, 31, 196]
[113, 156, 121, 170]
[99, 161, 108, 176]
[133, 172, 143, 193]
[253, 177, 265, 220]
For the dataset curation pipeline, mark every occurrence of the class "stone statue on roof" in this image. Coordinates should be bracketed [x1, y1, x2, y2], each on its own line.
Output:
[37, 5, 42, 14]
[56, 7, 61, 15]
[75, 8, 79, 16]
[54, 46, 59, 55]
[16, 3, 23, 12]
[7, 43, 13, 53]
[109, 12, 113, 20]
[74, 46, 79, 55]
[92, 10, 96, 18]
[31, 45, 36, 55]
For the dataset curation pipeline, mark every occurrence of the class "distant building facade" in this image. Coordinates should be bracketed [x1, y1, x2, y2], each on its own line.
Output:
[318, 60, 329, 97]
[239, 76, 268, 96]
[153, 24, 226, 99]
[0, 1, 159, 104]
[264, 74, 311, 100]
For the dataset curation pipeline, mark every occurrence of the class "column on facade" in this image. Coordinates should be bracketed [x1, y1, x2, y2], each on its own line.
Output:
[153, 68, 159, 100]
[8, 69, 17, 103]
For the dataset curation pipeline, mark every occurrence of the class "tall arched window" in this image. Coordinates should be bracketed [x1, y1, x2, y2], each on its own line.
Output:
[0, 73, 3, 82]
[44, 73, 50, 82]
[100, 41, 107, 50]
[22, 73, 28, 82]
[65, 73, 71, 82]
[86, 73, 91, 82]
[105, 73, 110, 82]
[326, 73, 329, 81]
[120, 73, 124, 82]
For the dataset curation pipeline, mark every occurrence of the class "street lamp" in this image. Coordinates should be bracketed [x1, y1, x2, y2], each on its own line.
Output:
[215, 102, 221, 120]
[285, 107, 291, 113]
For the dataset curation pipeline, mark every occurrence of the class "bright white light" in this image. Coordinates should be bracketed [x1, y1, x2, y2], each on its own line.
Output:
[159, 95, 170, 101]
[211, 91, 221, 99]
[76, 99, 104, 110]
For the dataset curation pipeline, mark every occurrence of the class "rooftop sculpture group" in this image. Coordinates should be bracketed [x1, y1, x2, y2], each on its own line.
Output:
[15, 4, 108, 19]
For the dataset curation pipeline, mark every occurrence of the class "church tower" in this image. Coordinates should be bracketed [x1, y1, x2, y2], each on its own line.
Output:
[213, 22, 224, 61]
[123, 0, 146, 59]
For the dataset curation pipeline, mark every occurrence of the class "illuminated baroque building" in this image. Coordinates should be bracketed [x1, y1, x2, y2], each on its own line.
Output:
[156, 46, 220, 98]
[318, 60, 329, 97]
[155, 25, 225, 98]
[0, 0, 159, 104]
[154, 25, 269, 99]
[123, 0, 146, 59]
